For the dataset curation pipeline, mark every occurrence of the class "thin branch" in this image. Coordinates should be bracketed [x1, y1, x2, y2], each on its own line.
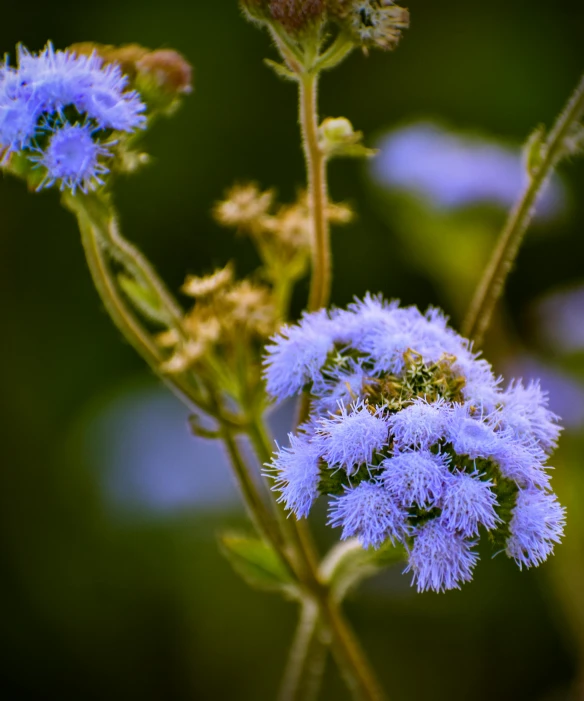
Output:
[463, 72, 584, 346]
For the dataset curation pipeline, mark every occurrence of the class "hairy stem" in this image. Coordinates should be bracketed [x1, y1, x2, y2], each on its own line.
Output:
[72, 195, 202, 412]
[463, 72, 584, 346]
[299, 71, 331, 312]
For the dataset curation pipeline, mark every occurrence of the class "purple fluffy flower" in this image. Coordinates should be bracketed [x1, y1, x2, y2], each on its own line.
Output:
[0, 42, 146, 191]
[445, 404, 502, 459]
[506, 489, 566, 569]
[493, 441, 551, 490]
[439, 471, 500, 536]
[269, 431, 321, 519]
[315, 401, 389, 473]
[31, 121, 113, 194]
[498, 380, 561, 454]
[312, 358, 368, 415]
[405, 519, 479, 592]
[328, 482, 408, 548]
[264, 296, 565, 592]
[388, 397, 447, 449]
[382, 450, 449, 507]
[264, 310, 336, 400]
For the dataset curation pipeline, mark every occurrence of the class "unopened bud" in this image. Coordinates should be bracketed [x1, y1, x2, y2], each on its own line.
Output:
[318, 117, 376, 159]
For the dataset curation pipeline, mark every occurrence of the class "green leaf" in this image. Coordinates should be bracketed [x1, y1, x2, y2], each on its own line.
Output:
[263, 58, 298, 82]
[320, 539, 405, 602]
[118, 273, 168, 325]
[220, 532, 298, 595]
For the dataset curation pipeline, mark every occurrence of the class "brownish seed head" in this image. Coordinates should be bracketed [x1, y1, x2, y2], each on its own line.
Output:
[267, 0, 327, 32]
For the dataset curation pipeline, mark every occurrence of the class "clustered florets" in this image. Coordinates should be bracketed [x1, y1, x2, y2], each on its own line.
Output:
[0, 43, 146, 193]
[264, 295, 565, 592]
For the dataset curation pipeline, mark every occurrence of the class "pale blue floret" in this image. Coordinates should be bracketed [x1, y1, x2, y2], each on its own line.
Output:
[498, 380, 561, 454]
[439, 471, 500, 536]
[312, 358, 368, 415]
[315, 401, 389, 474]
[382, 450, 449, 508]
[493, 441, 551, 490]
[31, 122, 113, 194]
[328, 481, 408, 548]
[455, 355, 502, 410]
[264, 310, 336, 400]
[269, 432, 321, 519]
[388, 397, 447, 449]
[405, 519, 479, 592]
[445, 404, 502, 459]
[332, 296, 425, 374]
[506, 489, 566, 569]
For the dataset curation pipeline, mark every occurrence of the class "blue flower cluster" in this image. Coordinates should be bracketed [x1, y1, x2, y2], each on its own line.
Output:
[265, 295, 565, 592]
[0, 43, 145, 193]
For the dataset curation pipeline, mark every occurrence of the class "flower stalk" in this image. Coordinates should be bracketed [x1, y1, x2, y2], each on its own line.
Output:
[300, 70, 332, 312]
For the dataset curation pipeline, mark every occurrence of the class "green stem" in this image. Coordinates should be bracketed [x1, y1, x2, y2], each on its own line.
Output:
[76, 193, 186, 331]
[217, 419, 297, 578]
[462, 72, 584, 346]
[278, 602, 328, 701]
[248, 413, 387, 701]
[299, 70, 331, 312]
[72, 196, 204, 413]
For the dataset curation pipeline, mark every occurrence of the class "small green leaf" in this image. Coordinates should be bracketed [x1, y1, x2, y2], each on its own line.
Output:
[524, 124, 546, 176]
[263, 58, 298, 82]
[320, 538, 405, 602]
[220, 532, 298, 595]
[118, 273, 168, 325]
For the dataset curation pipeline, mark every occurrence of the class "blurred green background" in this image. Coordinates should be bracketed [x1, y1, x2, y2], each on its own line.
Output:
[1, 1, 584, 699]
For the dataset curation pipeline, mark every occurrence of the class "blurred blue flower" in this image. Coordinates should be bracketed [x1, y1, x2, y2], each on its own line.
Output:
[536, 285, 584, 354]
[371, 122, 564, 216]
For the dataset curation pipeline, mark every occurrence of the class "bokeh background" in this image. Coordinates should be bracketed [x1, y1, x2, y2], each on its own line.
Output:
[1, 1, 584, 699]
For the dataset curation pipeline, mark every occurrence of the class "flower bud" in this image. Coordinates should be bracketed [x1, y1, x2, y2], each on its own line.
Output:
[69, 43, 193, 114]
[318, 117, 376, 159]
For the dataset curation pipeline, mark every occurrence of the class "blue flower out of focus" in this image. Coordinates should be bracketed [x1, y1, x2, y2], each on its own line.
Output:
[264, 295, 566, 593]
[0, 43, 145, 193]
